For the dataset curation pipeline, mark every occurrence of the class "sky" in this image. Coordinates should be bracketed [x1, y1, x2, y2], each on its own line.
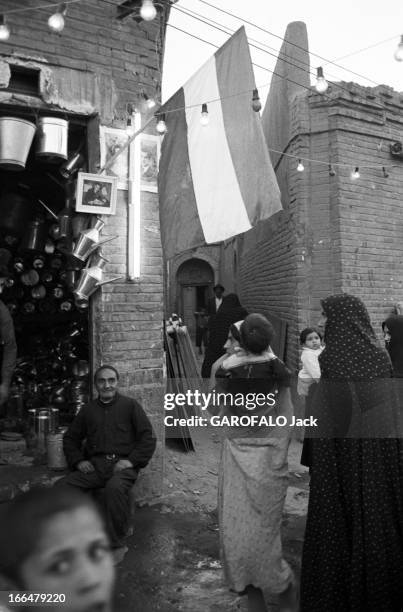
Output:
[162, 0, 403, 104]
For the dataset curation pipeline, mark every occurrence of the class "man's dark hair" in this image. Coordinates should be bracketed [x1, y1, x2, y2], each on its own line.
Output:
[300, 327, 322, 345]
[241, 314, 274, 354]
[94, 364, 120, 383]
[213, 284, 225, 292]
[0, 486, 101, 585]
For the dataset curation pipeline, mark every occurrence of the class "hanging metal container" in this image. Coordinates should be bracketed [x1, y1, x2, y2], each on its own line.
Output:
[72, 218, 117, 261]
[36, 117, 68, 161]
[73, 258, 122, 301]
[0, 117, 36, 170]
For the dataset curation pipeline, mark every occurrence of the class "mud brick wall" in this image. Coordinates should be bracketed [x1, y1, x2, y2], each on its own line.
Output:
[0, 0, 168, 498]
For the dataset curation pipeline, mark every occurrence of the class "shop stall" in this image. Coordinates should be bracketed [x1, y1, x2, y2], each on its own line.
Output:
[0, 110, 107, 463]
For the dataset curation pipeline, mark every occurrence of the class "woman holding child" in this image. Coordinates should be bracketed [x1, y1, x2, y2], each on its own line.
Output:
[301, 294, 403, 611]
[211, 314, 298, 612]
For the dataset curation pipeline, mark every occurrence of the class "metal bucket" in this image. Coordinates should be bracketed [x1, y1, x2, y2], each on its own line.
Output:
[47, 430, 68, 470]
[0, 117, 36, 170]
[36, 117, 68, 161]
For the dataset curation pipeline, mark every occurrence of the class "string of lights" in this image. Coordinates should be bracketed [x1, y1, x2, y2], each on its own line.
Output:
[0, 0, 401, 180]
[0, 1, 83, 38]
[171, 4, 370, 99]
[167, 22, 336, 101]
[197, 0, 403, 83]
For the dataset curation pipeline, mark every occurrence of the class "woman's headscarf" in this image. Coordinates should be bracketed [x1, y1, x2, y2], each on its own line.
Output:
[382, 315, 403, 377]
[319, 294, 391, 380]
[313, 295, 396, 439]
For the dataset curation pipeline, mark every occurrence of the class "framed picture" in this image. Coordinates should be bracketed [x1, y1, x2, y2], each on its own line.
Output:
[140, 134, 160, 192]
[100, 126, 131, 188]
[75, 173, 118, 215]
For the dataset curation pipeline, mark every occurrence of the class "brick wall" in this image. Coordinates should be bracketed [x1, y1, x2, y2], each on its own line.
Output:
[0, 0, 168, 498]
[226, 81, 403, 377]
[321, 84, 403, 336]
[0, 0, 166, 121]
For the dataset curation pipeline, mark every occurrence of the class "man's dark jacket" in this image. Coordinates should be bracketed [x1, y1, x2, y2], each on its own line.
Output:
[63, 393, 156, 470]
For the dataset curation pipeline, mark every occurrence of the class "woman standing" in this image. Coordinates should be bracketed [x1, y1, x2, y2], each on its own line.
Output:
[301, 294, 403, 612]
[201, 293, 248, 379]
[212, 314, 297, 612]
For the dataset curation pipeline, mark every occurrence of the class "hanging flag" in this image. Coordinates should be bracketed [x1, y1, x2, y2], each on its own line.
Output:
[158, 26, 282, 259]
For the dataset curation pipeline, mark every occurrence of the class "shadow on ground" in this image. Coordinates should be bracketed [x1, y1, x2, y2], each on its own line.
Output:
[114, 436, 309, 612]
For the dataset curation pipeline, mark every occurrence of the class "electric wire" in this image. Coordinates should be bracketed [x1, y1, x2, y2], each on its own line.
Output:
[196, 0, 382, 86]
[172, 4, 368, 99]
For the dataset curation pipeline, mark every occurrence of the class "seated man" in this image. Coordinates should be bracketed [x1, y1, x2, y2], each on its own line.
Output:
[58, 365, 156, 561]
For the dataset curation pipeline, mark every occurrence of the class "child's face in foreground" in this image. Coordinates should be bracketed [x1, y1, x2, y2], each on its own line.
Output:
[304, 332, 321, 350]
[20, 507, 115, 612]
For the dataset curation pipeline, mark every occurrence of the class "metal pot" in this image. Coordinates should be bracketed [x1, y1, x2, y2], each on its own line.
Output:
[21, 269, 40, 286]
[21, 219, 47, 252]
[72, 360, 89, 378]
[36, 117, 68, 161]
[0, 117, 36, 170]
[0, 192, 34, 236]
[31, 285, 46, 300]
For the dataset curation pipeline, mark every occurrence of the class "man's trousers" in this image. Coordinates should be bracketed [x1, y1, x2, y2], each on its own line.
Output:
[56, 457, 138, 547]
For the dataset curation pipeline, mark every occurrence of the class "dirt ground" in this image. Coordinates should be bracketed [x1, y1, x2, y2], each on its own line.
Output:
[115, 425, 309, 612]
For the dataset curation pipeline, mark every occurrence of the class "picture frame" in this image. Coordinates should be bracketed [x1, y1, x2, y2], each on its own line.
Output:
[99, 126, 132, 189]
[140, 134, 160, 193]
[75, 173, 118, 215]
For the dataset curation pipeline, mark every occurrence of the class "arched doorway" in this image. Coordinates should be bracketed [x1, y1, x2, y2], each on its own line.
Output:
[176, 258, 214, 339]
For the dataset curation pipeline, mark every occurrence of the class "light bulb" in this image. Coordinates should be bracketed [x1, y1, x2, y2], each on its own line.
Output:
[146, 97, 156, 109]
[394, 35, 403, 61]
[315, 67, 328, 94]
[351, 167, 360, 180]
[0, 15, 10, 41]
[251, 88, 262, 112]
[200, 103, 209, 126]
[140, 0, 157, 21]
[328, 164, 336, 177]
[297, 159, 304, 172]
[48, 4, 67, 33]
[156, 114, 167, 134]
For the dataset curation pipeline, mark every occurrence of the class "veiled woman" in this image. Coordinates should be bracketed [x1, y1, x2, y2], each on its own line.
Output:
[212, 314, 297, 612]
[301, 294, 403, 612]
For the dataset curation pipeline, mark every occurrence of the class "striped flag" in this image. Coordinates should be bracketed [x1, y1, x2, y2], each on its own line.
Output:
[158, 27, 282, 259]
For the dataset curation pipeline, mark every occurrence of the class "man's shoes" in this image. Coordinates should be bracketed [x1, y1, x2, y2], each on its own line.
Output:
[112, 545, 128, 565]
